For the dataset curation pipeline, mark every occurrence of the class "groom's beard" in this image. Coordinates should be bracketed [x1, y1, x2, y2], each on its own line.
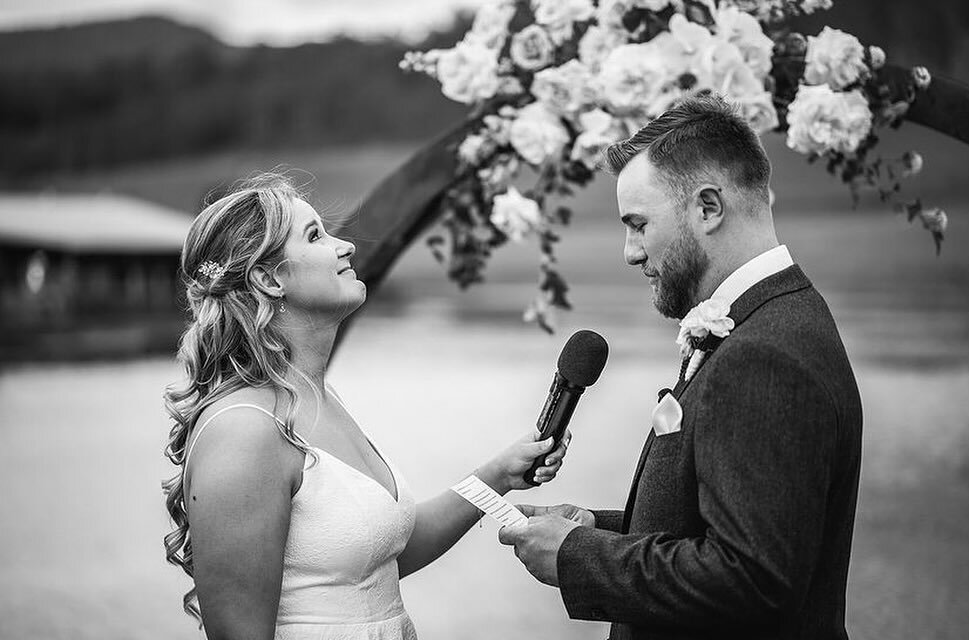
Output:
[652, 218, 709, 320]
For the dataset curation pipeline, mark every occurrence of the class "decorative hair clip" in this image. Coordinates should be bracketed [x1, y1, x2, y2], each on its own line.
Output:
[197, 260, 227, 281]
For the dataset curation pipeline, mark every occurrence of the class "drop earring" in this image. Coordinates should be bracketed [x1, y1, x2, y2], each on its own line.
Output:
[279, 300, 286, 314]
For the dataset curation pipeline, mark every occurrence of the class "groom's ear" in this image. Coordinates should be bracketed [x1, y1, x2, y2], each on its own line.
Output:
[694, 185, 725, 233]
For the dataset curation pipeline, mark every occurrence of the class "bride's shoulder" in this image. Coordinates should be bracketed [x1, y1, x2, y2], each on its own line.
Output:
[200, 386, 279, 420]
[190, 389, 288, 461]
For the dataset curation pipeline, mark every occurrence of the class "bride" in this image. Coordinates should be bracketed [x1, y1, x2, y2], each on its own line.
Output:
[162, 174, 569, 639]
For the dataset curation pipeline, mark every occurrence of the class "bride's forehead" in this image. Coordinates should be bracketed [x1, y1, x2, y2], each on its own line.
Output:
[289, 199, 323, 225]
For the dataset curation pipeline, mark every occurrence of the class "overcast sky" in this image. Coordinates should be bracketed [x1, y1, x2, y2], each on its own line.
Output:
[0, 0, 485, 43]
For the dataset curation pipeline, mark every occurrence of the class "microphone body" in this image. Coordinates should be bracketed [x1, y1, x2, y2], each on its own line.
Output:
[523, 330, 609, 486]
[524, 372, 585, 485]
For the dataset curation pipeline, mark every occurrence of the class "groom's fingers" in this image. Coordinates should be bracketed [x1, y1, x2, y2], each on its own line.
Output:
[497, 524, 524, 546]
[516, 504, 545, 517]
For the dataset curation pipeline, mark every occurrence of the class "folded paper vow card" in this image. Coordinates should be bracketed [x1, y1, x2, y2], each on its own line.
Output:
[451, 475, 528, 528]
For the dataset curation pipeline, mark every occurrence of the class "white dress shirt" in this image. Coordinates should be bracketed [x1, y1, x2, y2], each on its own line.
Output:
[710, 244, 794, 307]
[681, 245, 794, 381]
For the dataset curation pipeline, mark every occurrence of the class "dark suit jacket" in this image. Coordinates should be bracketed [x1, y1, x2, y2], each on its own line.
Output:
[557, 266, 862, 640]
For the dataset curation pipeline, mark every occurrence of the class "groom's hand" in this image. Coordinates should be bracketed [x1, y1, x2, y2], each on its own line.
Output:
[518, 503, 595, 528]
[498, 512, 584, 587]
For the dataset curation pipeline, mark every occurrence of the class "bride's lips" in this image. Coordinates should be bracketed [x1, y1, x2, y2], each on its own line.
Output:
[337, 264, 353, 275]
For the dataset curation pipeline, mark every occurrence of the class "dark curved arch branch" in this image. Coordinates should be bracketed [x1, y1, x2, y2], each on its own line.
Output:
[335, 66, 969, 350]
[880, 66, 969, 145]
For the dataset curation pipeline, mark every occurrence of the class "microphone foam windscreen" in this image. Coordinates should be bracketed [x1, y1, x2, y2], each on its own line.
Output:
[558, 330, 609, 387]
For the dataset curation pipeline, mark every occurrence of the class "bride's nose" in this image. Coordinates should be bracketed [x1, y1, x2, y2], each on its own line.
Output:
[337, 238, 356, 259]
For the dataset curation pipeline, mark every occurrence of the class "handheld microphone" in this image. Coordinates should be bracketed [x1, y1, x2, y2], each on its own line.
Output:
[524, 329, 609, 486]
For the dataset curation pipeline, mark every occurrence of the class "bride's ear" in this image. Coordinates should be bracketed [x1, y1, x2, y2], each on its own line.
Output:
[252, 264, 285, 299]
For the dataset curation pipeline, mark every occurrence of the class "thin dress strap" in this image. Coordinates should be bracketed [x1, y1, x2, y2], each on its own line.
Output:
[184, 403, 299, 471]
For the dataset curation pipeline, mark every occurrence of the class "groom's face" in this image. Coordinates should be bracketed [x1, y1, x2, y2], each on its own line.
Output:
[617, 153, 709, 320]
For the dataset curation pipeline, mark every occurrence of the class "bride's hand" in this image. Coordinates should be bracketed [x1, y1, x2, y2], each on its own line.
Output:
[477, 429, 572, 494]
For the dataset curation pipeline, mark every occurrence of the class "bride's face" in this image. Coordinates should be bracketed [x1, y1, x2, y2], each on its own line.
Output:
[275, 198, 366, 320]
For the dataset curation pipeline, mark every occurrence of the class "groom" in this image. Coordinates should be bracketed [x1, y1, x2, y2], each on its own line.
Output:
[499, 95, 862, 640]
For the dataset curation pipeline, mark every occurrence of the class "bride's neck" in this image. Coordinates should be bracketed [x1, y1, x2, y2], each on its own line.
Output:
[280, 316, 339, 396]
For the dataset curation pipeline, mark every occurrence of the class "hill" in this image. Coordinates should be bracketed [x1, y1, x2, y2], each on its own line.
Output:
[0, 15, 469, 181]
[0, 15, 224, 74]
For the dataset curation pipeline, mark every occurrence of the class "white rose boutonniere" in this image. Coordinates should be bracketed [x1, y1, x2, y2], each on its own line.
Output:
[676, 298, 735, 360]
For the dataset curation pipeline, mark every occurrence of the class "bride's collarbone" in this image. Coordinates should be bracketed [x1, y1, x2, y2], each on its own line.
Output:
[301, 407, 393, 487]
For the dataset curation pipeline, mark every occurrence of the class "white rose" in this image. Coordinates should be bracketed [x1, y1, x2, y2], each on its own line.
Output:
[595, 0, 630, 29]
[571, 109, 625, 169]
[714, 6, 775, 78]
[533, 0, 594, 44]
[510, 24, 555, 71]
[468, 0, 517, 49]
[695, 37, 745, 89]
[491, 187, 543, 242]
[804, 26, 868, 90]
[597, 40, 680, 115]
[801, 0, 833, 14]
[509, 102, 570, 165]
[732, 90, 779, 134]
[578, 25, 627, 73]
[638, 0, 672, 10]
[719, 1, 779, 22]
[669, 14, 713, 51]
[458, 134, 488, 165]
[531, 60, 596, 116]
[578, 108, 618, 137]
[436, 40, 501, 104]
[786, 84, 873, 155]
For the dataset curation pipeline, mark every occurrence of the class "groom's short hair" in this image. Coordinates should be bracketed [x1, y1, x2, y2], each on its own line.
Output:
[603, 94, 771, 204]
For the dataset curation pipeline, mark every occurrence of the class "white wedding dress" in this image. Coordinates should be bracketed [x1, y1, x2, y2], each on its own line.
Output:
[187, 391, 418, 640]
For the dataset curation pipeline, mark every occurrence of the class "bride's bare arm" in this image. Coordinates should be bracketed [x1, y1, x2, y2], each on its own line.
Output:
[185, 410, 303, 640]
[397, 429, 569, 578]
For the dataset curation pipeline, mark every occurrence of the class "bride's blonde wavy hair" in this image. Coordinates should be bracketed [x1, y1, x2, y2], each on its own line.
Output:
[162, 172, 318, 624]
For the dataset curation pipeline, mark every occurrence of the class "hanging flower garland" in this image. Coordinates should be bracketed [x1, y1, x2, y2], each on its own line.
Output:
[401, 0, 944, 332]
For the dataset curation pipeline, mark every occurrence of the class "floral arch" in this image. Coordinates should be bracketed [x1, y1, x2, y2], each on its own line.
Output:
[334, 0, 968, 339]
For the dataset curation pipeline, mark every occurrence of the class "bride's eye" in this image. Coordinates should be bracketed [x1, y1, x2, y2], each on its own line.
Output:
[309, 228, 321, 242]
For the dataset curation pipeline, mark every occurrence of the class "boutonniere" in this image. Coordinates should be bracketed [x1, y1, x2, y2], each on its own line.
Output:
[676, 298, 735, 362]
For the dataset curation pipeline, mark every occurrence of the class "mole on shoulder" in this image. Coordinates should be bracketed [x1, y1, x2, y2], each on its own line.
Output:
[192, 495, 197, 501]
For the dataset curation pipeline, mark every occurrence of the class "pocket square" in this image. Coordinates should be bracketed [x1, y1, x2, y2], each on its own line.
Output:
[651, 393, 682, 436]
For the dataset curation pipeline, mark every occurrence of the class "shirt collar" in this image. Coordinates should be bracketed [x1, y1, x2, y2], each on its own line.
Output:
[710, 245, 794, 307]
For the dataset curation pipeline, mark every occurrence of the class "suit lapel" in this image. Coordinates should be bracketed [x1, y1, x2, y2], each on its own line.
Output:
[622, 265, 813, 531]
[673, 265, 811, 400]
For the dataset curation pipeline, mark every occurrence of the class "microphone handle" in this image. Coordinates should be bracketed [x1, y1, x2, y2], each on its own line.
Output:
[524, 372, 585, 486]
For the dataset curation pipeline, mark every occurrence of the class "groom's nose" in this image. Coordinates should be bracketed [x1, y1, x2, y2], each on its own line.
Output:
[624, 231, 646, 266]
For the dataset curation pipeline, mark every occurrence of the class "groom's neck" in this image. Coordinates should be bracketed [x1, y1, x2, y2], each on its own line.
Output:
[695, 232, 780, 304]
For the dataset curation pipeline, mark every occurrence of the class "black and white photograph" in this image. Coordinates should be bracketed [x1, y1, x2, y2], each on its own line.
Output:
[0, 1, 967, 639]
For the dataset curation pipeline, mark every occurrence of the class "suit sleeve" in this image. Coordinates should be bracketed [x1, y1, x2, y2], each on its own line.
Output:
[591, 510, 624, 533]
[557, 341, 838, 628]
